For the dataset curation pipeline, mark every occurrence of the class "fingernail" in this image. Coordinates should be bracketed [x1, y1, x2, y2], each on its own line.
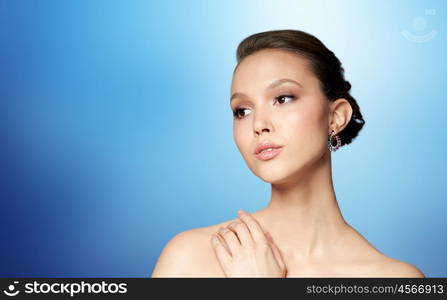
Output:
[237, 210, 245, 215]
[211, 235, 218, 243]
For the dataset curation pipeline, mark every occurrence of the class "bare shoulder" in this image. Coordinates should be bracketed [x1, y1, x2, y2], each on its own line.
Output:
[372, 256, 425, 278]
[151, 218, 237, 277]
[350, 241, 425, 278]
[341, 226, 425, 278]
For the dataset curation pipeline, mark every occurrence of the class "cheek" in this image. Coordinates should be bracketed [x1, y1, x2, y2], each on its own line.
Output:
[233, 123, 249, 153]
[280, 106, 325, 148]
[282, 109, 315, 136]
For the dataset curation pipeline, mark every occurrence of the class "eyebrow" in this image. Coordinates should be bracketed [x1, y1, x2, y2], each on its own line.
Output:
[230, 78, 302, 103]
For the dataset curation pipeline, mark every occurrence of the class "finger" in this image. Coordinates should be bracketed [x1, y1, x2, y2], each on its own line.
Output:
[265, 231, 273, 243]
[237, 210, 267, 244]
[218, 227, 241, 253]
[227, 221, 253, 247]
[266, 232, 286, 271]
[215, 231, 231, 254]
[210, 234, 232, 268]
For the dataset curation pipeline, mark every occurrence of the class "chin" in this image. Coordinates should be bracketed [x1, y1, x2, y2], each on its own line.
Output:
[260, 176, 287, 184]
[253, 164, 292, 184]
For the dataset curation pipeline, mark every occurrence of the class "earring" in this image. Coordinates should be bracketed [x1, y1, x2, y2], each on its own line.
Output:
[328, 129, 341, 152]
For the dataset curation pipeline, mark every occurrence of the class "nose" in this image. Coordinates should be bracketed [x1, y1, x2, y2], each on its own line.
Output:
[255, 126, 271, 135]
[253, 110, 273, 136]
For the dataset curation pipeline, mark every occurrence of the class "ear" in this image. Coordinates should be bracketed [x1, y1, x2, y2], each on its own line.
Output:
[328, 98, 353, 133]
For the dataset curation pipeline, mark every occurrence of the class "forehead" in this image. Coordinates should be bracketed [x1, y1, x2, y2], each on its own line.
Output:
[231, 49, 315, 92]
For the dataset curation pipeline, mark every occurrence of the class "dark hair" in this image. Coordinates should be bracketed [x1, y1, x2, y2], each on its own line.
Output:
[234, 29, 365, 147]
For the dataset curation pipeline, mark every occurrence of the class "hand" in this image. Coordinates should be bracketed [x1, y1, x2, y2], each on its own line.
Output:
[210, 210, 286, 277]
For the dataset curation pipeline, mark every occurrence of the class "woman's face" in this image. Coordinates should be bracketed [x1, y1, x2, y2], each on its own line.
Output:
[230, 49, 332, 184]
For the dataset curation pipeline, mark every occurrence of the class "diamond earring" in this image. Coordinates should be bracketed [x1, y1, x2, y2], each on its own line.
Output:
[328, 129, 341, 152]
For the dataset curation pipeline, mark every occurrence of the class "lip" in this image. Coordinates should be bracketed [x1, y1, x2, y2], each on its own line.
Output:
[253, 142, 284, 161]
[255, 147, 283, 161]
[254, 142, 283, 155]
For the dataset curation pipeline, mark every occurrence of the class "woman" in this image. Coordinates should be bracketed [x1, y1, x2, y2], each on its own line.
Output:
[151, 29, 425, 278]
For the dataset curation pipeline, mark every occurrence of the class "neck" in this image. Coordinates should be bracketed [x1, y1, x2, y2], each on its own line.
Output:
[254, 151, 349, 259]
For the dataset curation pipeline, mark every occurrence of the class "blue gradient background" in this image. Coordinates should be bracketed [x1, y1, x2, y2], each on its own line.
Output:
[1, 0, 446, 277]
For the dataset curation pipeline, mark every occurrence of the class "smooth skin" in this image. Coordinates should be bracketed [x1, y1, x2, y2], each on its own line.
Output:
[151, 49, 425, 278]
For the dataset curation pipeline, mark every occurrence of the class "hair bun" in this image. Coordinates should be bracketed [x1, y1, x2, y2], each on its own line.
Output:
[344, 81, 351, 93]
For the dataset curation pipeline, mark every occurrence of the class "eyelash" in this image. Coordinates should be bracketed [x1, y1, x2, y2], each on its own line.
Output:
[232, 94, 297, 119]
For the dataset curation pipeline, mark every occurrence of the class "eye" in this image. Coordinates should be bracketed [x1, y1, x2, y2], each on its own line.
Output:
[274, 94, 296, 104]
[232, 107, 251, 119]
[232, 94, 296, 120]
